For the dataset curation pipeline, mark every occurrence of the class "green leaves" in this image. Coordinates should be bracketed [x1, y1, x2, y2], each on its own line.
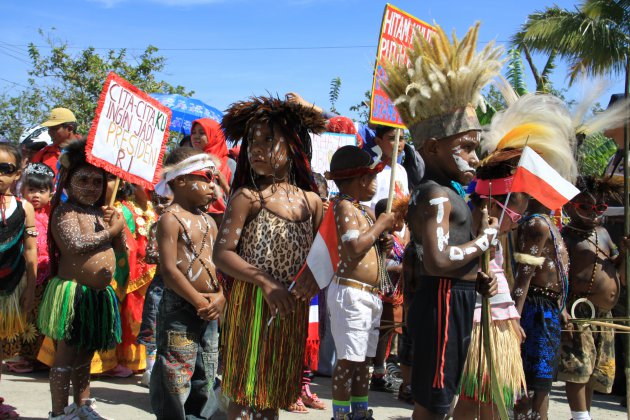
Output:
[329, 76, 342, 115]
[506, 48, 528, 96]
[577, 132, 618, 176]
[1, 31, 193, 141]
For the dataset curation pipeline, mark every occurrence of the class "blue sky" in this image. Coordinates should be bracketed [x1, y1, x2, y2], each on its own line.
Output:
[0, 0, 625, 120]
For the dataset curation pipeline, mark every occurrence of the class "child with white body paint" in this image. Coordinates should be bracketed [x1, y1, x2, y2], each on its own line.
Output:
[380, 21, 504, 419]
[149, 147, 225, 420]
[325, 145, 396, 420]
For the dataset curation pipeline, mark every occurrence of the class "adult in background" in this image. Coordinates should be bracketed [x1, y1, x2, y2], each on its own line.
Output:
[31, 108, 81, 176]
[190, 118, 232, 227]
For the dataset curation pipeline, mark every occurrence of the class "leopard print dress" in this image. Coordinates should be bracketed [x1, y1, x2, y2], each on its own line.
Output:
[222, 200, 314, 410]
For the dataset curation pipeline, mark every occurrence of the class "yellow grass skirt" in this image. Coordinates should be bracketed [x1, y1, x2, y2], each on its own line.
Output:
[459, 319, 527, 408]
[0, 274, 27, 340]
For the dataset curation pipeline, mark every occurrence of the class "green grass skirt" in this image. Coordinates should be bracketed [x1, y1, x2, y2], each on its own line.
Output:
[37, 276, 121, 352]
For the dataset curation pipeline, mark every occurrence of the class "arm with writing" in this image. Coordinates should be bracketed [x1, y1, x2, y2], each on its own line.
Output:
[412, 190, 498, 275]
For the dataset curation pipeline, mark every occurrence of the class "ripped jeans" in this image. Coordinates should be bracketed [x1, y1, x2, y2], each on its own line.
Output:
[150, 288, 219, 420]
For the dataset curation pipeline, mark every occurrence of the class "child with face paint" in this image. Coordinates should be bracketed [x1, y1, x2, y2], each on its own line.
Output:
[454, 150, 530, 419]
[325, 146, 396, 420]
[214, 96, 325, 419]
[37, 139, 124, 420]
[3, 163, 54, 375]
[381, 22, 502, 419]
[0, 143, 37, 420]
[149, 147, 224, 420]
[558, 176, 628, 420]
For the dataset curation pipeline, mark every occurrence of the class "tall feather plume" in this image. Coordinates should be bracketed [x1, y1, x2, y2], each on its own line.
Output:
[481, 93, 577, 183]
[383, 22, 504, 127]
[576, 97, 630, 137]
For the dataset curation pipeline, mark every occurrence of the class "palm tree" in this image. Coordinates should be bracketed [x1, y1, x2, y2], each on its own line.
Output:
[513, 0, 629, 86]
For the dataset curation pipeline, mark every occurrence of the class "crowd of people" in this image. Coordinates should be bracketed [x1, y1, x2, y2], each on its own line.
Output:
[0, 21, 629, 420]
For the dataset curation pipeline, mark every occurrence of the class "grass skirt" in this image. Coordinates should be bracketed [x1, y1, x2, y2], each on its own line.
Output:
[459, 319, 527, 408]
[222, 281, 308, 410]
[0, 274, 27, 340]
[37, 276, 122, 352]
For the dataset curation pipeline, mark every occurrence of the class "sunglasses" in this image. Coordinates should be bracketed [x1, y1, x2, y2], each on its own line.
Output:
[479, 195, 523, 223]
[570, 202, 608, 214]
[188, 169, 217, 183]
[0, 163, 17, 175]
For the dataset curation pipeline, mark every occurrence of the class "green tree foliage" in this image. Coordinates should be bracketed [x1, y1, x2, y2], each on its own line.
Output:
[577, 132, 619, 176]
[505, 48, 529, 96]
[0, 30, 193, 141]
[514, 1, 629, 85]
[350, 90, 371, 125]
[329, 77, 342, 115]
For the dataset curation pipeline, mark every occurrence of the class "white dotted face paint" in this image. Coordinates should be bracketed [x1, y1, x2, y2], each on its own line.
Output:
[341, 229, 360, 243]
[449, 246, 465, 261]
[436, 227, 449, 251]
[429, 197, 448, 223]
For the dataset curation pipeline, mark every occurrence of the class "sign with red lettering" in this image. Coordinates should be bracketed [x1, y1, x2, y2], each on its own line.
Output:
[86, 72, 172, 190]
[369, 4, 435, 128]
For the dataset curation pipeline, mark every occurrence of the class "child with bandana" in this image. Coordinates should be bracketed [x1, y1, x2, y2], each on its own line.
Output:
[149, 147, 225, 420]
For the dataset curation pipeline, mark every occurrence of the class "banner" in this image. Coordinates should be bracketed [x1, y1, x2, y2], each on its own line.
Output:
[310, 132, 357, 196]
[369, 4, 435, 128]
[86, 72, 172, 190]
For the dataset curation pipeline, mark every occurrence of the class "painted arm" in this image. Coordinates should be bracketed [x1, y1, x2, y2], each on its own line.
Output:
[158, 212, 209, 311]
[335, 199, 395, 259]
[511, 218, 549, 314]
[53, 206, 119, 254]
[411, 190, 498, 275]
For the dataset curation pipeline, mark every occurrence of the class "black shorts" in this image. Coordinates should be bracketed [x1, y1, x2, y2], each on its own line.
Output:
[409, 276, 476, 415]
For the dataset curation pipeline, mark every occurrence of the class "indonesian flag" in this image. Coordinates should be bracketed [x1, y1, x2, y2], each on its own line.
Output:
[512, 146, 580, 209]
[306, 206, 340, 289]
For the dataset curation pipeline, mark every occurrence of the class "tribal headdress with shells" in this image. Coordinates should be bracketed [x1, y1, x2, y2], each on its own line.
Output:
[383, 22, 504, 147]
[221, 95, 326, 192]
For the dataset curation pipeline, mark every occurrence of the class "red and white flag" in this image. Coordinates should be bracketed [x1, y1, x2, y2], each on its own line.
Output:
[512, 146, 580, 209]
[306, 206, 340, 288]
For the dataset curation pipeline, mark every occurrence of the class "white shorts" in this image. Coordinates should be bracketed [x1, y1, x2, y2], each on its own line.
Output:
[327, 278, 383, 362]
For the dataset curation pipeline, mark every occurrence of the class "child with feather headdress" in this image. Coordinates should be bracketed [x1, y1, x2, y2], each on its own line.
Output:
[383, 21, 502, 418]
[213, 96, 325, 419]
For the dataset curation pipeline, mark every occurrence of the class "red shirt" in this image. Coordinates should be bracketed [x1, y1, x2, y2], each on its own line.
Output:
[31, 144, 61, 175]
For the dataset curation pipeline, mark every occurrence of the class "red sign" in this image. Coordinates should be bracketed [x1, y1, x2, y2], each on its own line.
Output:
[86, 72, 172, 190]
[369, 4, 435, 128]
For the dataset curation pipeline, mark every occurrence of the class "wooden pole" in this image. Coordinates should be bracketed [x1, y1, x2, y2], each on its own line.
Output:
[108, 177, 120, 207]
[623, 55, 630, 419]
[385, 128, 401, 213]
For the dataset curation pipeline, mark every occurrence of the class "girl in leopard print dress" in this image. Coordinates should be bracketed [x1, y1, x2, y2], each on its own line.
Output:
[214, 96, 325, 419]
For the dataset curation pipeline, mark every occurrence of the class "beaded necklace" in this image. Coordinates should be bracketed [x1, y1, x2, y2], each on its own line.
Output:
[335, 193, 393, 294]
[520, 213, 570, 310]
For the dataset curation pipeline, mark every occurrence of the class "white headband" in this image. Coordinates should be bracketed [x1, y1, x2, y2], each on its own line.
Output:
[154, 154, 216, 197]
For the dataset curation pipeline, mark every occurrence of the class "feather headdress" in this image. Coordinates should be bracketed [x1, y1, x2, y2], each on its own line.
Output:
[221, 95, 326, 192]
[481, 93, 578, 183]
[383, 22, 504, 147]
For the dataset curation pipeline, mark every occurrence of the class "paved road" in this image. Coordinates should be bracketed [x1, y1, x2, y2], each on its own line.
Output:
[1, 369, 626, 419]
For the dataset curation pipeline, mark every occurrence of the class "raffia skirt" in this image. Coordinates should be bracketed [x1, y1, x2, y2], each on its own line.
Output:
[459, 319, 527, 408]
[222, 281, 308, 411]
[37, 276, 122, 352]
[0, 274, 28, 340]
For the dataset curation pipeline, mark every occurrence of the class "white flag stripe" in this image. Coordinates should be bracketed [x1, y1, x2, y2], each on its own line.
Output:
[520, 147, 580, 200]
[306, 233, 335, 289]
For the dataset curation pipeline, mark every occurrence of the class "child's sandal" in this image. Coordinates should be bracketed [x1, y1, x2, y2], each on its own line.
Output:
[0, 401, 19, 419]
[286, 397, 309, 414]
